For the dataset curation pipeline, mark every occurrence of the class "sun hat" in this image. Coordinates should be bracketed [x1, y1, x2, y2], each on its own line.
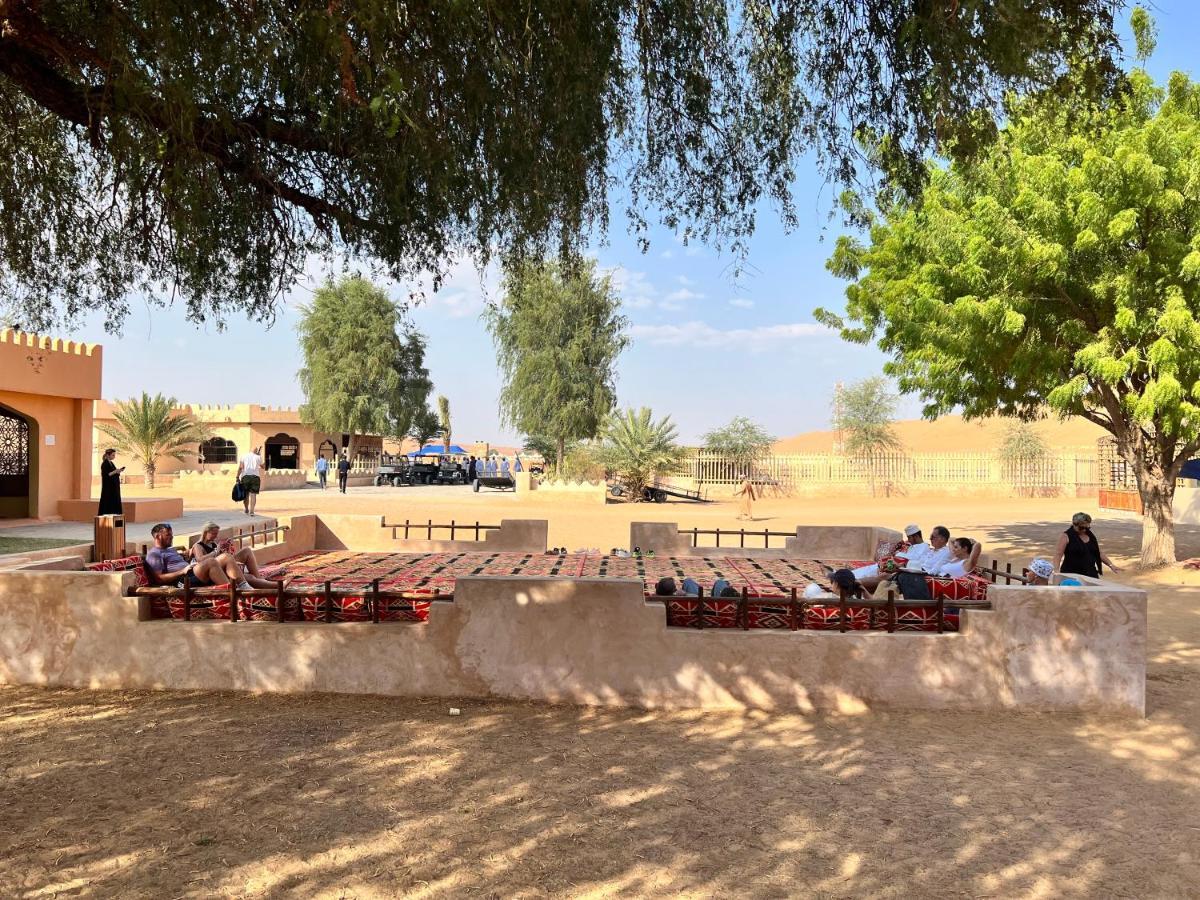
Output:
[1029, 558, 1054, 580]
[904, 524, 922, 537]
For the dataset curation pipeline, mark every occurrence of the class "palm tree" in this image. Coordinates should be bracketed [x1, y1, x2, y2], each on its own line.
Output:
[437, 394, 452, 452]
[598, 407, 687, 500]
[98, 393, 208, 489]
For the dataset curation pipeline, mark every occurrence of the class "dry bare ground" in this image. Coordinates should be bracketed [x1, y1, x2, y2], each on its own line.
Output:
[2, 492, 1199, 897]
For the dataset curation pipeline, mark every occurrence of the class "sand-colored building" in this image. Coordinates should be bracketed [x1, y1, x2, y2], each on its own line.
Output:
[91, 402, 398, 479]
[0, 330, 101, 519]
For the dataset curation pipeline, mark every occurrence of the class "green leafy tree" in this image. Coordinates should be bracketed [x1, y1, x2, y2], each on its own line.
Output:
[298, 276, 431, 464]
[408, 406, 442, 451]
[0, 2, 1121, 330]
[820, 31, 1200, 564]
[98, 393, 208, 489]
[436, 395, 452, 452]
[599, 407, 688, 500]
[702, 416, 777, 479]
[521, 434, 578, 473]
[997, 421, 1053, 497]
[830, 378, 903, 497]
[488, 258, 628, 476]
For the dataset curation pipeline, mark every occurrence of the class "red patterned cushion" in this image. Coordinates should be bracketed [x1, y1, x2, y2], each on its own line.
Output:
[298, 594, 373, 622]
[167, 592, 231, 620]
[927, 575, 989, 603]
[87, 555, 149, 587]
[874, 539, 908, 563]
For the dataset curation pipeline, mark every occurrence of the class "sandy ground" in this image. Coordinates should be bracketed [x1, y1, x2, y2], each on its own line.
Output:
[2, 489, 1199, 897]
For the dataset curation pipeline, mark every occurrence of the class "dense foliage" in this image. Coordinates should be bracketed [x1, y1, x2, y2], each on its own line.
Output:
[98, 392, 208, 488]
[821, 48, 1200, 563]
[702, 416, 776, 478]
[830, 378, 903, 497]
[599, 407, 688, 500]
[0, 1, 1122, 329]
[297, 276, 431, 462]
[488, 258, 628, 475]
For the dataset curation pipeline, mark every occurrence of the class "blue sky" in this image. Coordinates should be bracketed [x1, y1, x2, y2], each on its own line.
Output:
[61, 3, 1200, 445]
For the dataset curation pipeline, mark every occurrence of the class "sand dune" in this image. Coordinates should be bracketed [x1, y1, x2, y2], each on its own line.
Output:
[773, 414, 1106, 454]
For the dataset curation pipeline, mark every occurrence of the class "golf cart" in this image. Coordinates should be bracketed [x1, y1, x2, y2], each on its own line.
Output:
[374, 453, 412, 487]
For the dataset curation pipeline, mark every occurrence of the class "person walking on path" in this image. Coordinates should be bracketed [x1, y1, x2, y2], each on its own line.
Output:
[1053, 511, 1121, 578]
[337, 452, 350, 493]
[97, 448, 125, 516]
[734, 477, 757, 521]
[237, 446, 263, 516]
[315, 455, 329, 490]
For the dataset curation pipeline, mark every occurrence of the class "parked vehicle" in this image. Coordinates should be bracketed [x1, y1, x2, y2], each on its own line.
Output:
[374, 453, 412, 487]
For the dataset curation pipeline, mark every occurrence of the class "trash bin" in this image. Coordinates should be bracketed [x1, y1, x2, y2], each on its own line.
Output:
[95, 514, 126, 562]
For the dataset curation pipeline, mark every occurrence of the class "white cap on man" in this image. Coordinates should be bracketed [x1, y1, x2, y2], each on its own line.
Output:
[904, 524, 922, 537]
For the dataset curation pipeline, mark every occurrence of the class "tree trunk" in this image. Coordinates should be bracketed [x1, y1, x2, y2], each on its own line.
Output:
[1139, 473, 1176, 567]
[346, 433, 358, 469]
[556, 437, 565, 479]
[145, 461, 155, 490]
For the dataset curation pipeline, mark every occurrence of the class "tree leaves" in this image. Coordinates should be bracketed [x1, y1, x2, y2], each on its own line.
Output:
[0, 1, 1122, 329]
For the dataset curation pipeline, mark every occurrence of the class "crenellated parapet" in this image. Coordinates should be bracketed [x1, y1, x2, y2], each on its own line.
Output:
[0, 330, 103, 400]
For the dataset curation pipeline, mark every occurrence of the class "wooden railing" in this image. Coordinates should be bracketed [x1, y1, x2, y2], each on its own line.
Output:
[137, 578, 451, 623]
[382, 519, 500, 541]
[978, 559, 1031, 585]
[138, 522, 289, 556]
[679, 526, 795, 549]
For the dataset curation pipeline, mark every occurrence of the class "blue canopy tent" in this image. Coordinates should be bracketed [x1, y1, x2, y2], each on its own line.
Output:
[409, 444, 470, 457]
[1180, 459, 1200, 480]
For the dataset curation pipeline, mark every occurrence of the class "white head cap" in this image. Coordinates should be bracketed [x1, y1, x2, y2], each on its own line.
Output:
[1029, 558, 1054, 580]
[904, 524, 922, 537]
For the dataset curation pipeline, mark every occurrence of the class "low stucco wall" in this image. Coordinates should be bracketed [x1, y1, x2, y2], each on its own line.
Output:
[629, 523, 902, 560]
[0, 567, 1146, 715]
[59, 496, 184, 523]
[311, 514, 547, 553]
[173, 470, 309, 492]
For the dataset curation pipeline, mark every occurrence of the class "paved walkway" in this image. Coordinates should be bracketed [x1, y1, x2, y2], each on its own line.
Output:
[0, 510, 276, 545]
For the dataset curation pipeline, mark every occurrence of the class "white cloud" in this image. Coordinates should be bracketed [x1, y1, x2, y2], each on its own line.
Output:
[677, 274, 696, 286]
[660, 286, 704, 312]
[631, 320, 831, 348]
[659, 249, 674, 260]
[728, 298, 755, 309]
[607, 266, 658, 310]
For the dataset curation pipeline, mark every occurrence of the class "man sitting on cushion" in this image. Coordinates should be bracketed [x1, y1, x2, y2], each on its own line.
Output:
[857, 525, 954, 596]
[145, 523, 275, 590]
[851, 523, 923, 581]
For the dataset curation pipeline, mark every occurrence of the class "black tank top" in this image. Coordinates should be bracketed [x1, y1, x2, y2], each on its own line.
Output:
[198, 541, 217, 554]
[1061, 528, 1102, 578]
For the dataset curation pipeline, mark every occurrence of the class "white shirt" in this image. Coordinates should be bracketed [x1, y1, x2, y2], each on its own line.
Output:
[240, 452, 262, 477]
[906, 542, 953, 573]
[932, 558, 969, 578]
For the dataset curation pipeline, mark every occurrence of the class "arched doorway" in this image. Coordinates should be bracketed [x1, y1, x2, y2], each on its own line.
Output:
[317, 439, 337, 461]
[265, 433, 300, 470]
[0, 405, 32, 518]
[198, 436, 238, 466]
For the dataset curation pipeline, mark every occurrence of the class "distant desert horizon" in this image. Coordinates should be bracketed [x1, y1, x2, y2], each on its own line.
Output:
[772, 414, 1107, 454]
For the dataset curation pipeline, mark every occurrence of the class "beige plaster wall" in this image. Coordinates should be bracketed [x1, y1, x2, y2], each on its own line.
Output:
[0, 391, 94, 519]
[312, 514, 547, 553]
[0, 569, 1145, 715]
[629, 523, 902, 560]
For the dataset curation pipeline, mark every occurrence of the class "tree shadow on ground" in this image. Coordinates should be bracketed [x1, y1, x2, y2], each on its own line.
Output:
[2, 674, 1198, 897]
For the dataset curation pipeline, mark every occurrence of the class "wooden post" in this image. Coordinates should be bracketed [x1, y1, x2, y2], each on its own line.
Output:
[475, 521, 481, 541]
[694, 587, 705, 629]
[427, 518, 433, 540]
[739, 587, 749, 630]
[838, 591, 848, 633]
[936, 596, 945, 634]
[887, 588, 897, 633]
[404, 519, 410, 539]
[692, 527, 698, 547]
[229, 580, 239, 622]
[324, 580, 333, 623]
[1005, 562, 1013, 584]
[183, 577, 192, 621]
[275, 579, 285, 623]
[371, 578, 381, 624]
[990, 559, 998, 583]
[763, 528, 769, 548]
[450, 520, 456, 540]
[789, 586, 799, 631]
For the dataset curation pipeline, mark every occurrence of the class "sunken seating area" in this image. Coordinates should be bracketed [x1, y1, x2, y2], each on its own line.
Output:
[92, 549, 988, 632]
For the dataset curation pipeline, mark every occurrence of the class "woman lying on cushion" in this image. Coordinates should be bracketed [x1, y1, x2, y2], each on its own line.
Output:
[187, 521, 278, 589]
[190, 521, 270, 582]
[929, 537, 982, 579]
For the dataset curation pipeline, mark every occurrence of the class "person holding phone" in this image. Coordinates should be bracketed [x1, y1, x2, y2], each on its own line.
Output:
[98, 448, 125, 515]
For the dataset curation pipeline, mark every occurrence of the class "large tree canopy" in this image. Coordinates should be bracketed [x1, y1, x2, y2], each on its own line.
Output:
[297, 275, 431, 462]
[820, 57, 1200, 565]
[487, 257, 628, 474]
[0, 0, 1121, 330]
